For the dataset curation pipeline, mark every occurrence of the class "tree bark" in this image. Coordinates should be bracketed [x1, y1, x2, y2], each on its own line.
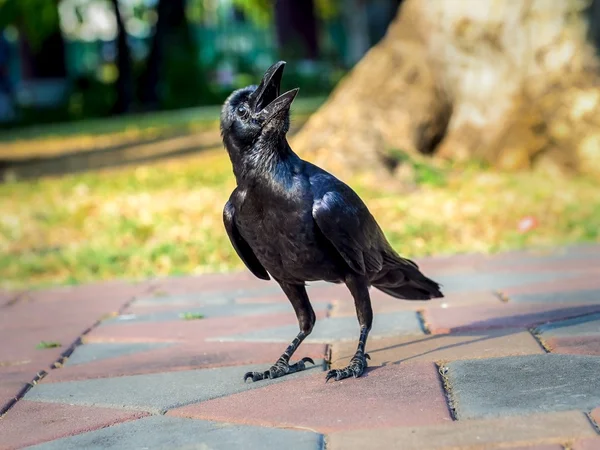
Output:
[275, 0, 319, 60]
[293, 0, 600, 179]
[110, 0, 133, 114]
[141, 0, 206, 110]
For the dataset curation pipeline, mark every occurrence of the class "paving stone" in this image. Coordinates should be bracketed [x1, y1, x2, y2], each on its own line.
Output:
[87, 311, 316, 343]
[590, 406, 600, 425]
[482, 259, 600, 275]
[425, 302, 600, 334]
[433, 271, 577, 293]
[510, 289, 600, 304]
[1, 359, 50, 410]
[0, 401, 146, 450]
[131, 285, 335, 314]
[327, 411, 596, 450]
[65, 342, 173, 366]
[502, 444, 564, 450]
[332, 290, 501, 317]
[24, 361, 325, 414]
[26, 415, 323, 450]
[504, 445, 563, 450]
[0, 280, 147, 367]
[537, 313, 600, 338]
[331, 329, 544, 368]
[28, 279, 149, 301]
[536, 313, 600, 355]
[446, 354, 600, 419]
[47, 342, 327, 382]
[0, 290, 18, 307]
[133, 286, 283, 307]
[104, 302, 329, 324]
[169, 362, 451, 432]
[502, 274, 600, 297]
[542, 336, 600, 356]
[148, 274, 278, 296]
[573, 437, 600, 450]
[211, 311, 423, 343]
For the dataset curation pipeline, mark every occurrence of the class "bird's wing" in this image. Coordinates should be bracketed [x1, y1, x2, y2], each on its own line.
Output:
[311, 189, 385, 275]
[223, 201, 270, 280]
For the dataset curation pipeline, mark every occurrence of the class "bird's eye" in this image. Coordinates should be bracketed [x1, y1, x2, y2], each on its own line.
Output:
[237, 105, 249, 119]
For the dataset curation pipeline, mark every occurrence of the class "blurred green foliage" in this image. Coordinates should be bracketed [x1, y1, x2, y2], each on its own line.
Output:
[0, 0, 61, 50]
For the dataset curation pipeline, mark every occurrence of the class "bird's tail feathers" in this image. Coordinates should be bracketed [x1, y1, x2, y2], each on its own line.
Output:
[373, 255, 443, 300]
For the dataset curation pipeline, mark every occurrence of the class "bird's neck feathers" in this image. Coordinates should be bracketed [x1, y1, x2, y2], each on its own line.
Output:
[226, 133, 299, 186]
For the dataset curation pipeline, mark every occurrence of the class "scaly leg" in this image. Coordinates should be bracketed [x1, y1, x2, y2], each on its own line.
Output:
[326, 275, 372, 382]
[244, 282, 316, 382]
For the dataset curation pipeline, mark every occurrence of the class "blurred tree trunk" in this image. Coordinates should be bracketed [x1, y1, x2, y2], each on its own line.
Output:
[13, 0, 66, 81]
[275, 0, 319, 59]
[342, 0, 370, 66]
[110, 0, 133, 114]
[294, 0, 600, 180]
[142, 0, 206, 110]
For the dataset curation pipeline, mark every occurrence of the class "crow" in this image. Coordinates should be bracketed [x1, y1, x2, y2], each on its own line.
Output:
[221, 61, 443, 383]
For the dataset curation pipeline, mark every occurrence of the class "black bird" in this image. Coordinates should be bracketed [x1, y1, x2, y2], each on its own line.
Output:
[221, 61, 443, 383]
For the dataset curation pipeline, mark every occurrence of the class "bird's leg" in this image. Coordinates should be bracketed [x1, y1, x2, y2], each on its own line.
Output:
[326, 275, 372, 382]
[244, 282, 316, 382]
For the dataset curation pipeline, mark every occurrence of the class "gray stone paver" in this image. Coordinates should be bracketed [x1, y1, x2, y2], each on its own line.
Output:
[133, 286, 283, 306]
[27, 416, 323, 450]
[435, 272, 579, 293]
[24, 361, 325, 414]
[210, 311, 423, 343]
[536, 313, 600, 338]
[446, 354, 600, 419]
[103, 302, 329, 324]
[510, 289, 600, 304]
[65, 343, 173, 366]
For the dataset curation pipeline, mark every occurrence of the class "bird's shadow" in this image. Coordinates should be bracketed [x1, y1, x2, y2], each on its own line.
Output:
[330, 303, 600, 372]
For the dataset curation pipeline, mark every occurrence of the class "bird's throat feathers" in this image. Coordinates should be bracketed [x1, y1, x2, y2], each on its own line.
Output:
[225, 134, 299, 187]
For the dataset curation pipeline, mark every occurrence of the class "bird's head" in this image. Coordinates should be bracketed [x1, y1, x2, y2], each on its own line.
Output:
[220, 61, 299, 151]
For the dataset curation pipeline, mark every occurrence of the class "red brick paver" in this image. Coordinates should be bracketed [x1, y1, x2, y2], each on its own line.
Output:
[45, 342, 327, 382]
[169, 362, 451, 432]
[425, 302, 600, 334]
[0, 401, 146, 450]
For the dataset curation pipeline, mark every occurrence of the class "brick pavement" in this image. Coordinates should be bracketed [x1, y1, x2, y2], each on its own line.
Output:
[1, 244, 599, 449]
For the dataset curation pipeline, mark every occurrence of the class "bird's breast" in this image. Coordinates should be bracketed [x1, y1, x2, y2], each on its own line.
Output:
[235, 193, 341, 282]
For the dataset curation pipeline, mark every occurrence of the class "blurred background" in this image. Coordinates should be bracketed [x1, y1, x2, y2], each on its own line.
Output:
[0, 0, 399, 124]
[1, 0, 599, 290]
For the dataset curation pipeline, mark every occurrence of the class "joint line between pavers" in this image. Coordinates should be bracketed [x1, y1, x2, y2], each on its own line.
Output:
[0, 370, 47, 417]
[435, 361, 458, 421]
[0, 283, 155, 418]
[528, 327, 551, 353]
[2, 290, 30, 309]
[417, 310, 432, 335]
[585, 411, 600, 435]
[494, 290, 509, 303]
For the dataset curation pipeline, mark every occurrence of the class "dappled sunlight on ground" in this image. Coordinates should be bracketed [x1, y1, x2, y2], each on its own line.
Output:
[1, 145, 599, 289]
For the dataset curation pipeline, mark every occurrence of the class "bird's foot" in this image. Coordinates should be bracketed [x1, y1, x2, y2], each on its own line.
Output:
[244, 356, 315, 382]
[325, 353, 370, 382]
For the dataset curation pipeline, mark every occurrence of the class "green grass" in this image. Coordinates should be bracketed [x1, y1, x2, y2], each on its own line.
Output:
[179, 312, 205, 320]
[0, 97, 326, 143]
[1, 132, 599, 290]
[36, 341, 62, 349]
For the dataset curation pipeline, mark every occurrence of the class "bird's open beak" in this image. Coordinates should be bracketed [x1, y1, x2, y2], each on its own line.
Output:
[250, 61, 299, 124]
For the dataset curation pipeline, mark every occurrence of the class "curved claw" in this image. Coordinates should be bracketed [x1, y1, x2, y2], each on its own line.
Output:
[365, 353, 371, 360]
[325, 370, 339, 383]
[244, 371, 268, 383]
[301, 357, 315, 366]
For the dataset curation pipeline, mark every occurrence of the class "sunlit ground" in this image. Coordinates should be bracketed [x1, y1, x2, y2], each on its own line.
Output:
[1, 126, 599, 290]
